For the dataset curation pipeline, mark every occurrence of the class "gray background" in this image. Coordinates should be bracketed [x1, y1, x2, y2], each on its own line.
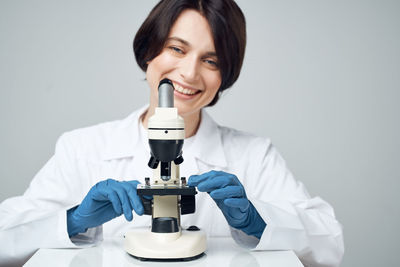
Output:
[1, 0, 399, 266]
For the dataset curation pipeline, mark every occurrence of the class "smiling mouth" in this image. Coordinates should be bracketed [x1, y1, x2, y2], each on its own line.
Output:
[172, 82, 201, 96]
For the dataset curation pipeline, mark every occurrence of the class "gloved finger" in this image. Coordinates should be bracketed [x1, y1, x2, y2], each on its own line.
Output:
[92, 180, 123, 215]
[188, 170, 224, 187]
[209, 185, 245, 200]
[121, 181, 143, 216]
[107, 190, 123, 215]
[142, 195, 153, 200]
[196, 175, 235, 192]
[224, 198, 250, 212]
[112, 183, 133, 221]
[124, 181, 144, 216]
[91, 179, 116, 201]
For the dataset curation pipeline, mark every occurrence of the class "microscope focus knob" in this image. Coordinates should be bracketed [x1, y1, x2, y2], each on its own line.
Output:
[180, 195, 196, 215]
[140, 196, 152, 215]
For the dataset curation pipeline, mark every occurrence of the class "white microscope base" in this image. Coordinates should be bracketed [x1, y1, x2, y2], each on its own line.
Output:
[124, 228, 207, 260]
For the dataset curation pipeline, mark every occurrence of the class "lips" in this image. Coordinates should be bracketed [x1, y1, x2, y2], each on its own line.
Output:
[172, 81, 201, 96]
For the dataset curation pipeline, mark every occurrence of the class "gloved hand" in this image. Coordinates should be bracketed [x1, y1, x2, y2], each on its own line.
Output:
[67, 179, 144, 237]
[188, 170, 266, 239]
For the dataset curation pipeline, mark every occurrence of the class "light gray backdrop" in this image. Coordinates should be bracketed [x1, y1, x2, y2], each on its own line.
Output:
[1, 1, 399, 266]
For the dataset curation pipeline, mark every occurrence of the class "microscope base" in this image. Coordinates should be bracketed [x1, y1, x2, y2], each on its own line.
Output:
[124, 228, 207, 260]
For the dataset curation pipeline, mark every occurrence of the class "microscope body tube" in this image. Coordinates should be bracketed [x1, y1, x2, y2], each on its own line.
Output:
[158, 79, 174, 108]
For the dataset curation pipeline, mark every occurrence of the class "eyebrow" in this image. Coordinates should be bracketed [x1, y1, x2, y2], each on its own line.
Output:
[166, 36, 217, 57]
[167, 37, 190, 46]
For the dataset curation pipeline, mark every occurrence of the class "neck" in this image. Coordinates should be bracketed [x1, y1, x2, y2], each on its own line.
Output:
[141, 106, 201, 138]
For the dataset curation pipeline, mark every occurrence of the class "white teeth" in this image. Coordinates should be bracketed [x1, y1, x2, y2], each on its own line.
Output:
[173, 82, 198, 95]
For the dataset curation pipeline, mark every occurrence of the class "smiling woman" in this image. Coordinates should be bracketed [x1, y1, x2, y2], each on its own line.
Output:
[144, 9, 223, 137]
[133, 0, 246, 108]
[134, 0, 246, 137]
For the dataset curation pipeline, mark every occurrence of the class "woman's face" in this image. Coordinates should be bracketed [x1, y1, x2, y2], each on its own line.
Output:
[146, 9, 221, 118]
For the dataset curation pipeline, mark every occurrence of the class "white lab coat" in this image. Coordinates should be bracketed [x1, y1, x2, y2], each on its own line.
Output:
[0, 106, 344, 267]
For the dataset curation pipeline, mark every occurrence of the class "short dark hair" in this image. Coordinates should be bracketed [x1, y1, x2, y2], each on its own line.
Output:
[133, 0, 246, 106]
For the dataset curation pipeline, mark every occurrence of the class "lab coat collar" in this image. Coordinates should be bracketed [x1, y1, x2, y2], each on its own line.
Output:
[102, 106, 228, 168]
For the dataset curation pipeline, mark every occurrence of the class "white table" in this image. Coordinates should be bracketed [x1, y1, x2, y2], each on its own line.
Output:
[24, 237, 304, 267]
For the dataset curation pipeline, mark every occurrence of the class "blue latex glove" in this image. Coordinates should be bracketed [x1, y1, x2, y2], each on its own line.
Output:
[188, 170, 266, 239]
[67, 179, 144, 237]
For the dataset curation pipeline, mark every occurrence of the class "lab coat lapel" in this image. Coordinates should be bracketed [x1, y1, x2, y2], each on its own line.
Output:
[102, 106, 148, 161]
[100, 106, 149, 180]
[190, 109, 228, 170]
[180, 153, 199, 178]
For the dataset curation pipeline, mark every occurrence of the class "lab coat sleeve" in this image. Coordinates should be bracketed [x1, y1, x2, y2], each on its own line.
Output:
[0, 133, 102, 266]
[231, 139, 344, 267]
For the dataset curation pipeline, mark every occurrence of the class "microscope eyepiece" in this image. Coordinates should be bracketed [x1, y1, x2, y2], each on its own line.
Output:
[158, 79, 174, 108]
[159, 78, 173, 87]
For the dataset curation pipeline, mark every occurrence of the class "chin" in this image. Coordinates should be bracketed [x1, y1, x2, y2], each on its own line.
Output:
[175, 104, 199, 118]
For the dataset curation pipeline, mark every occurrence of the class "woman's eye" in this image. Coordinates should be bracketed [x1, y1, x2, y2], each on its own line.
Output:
[204, 59, 218, 68]
[169, 46, 183, 54]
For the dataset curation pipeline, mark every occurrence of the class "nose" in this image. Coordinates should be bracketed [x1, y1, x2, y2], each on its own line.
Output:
[179, 55, 199, 82]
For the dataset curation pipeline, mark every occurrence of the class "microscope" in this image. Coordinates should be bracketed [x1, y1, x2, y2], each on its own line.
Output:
[124, 79, 207, 260]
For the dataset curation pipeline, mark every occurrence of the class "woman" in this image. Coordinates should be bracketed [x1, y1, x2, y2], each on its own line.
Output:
[0, 1, 344, 266]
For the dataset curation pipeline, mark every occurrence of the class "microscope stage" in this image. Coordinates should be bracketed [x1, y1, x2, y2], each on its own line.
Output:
[137, 184, 196, 196]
